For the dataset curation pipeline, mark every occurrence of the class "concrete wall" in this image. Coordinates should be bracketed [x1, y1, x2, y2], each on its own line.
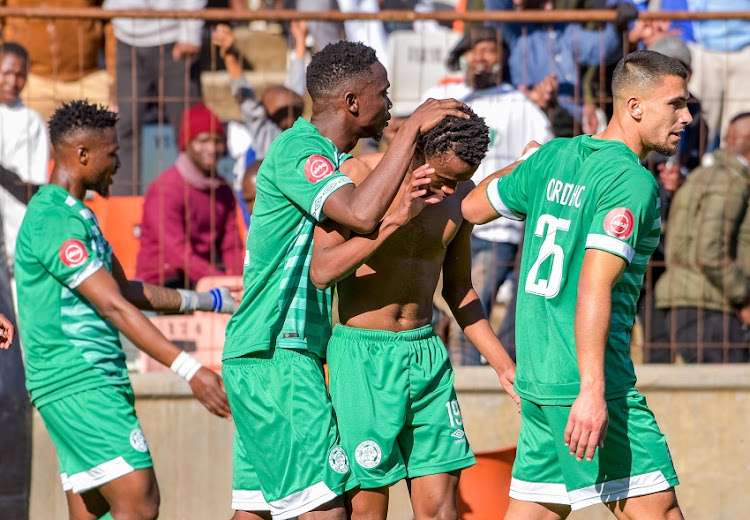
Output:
[30, 366, 750, 519]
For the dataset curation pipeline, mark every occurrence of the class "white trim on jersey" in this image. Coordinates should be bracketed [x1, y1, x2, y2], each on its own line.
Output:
[585, 234, 635, 263]
[66, 258, 104, 289]
[232, 489, 271, 511]
[268, 481, 338, 519]
[310, 176, 354, 222]
[568, 470, 672, 511]
[509, 478, 570, 505]
[486, 178, 525, 221]
[64, 456, 136, 494]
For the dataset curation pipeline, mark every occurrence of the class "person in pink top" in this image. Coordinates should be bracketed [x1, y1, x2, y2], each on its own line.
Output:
[136, 103, 244, 288]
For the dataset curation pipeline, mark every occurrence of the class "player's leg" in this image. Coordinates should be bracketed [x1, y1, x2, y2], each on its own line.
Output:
[223, 349, 356, 520]
[97, 467, 160, 520]
[504, 499, 571, 520]
[607, 488, 683, 520]
[65, 487, 107, 520]
[408, 470, 460, 520]
[346, 487, 389, 520]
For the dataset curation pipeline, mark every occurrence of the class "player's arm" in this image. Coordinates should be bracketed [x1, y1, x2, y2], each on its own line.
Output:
[441, 217, 519, 410]
[565, 249, 626, 462]
[76, 267, 232, 419]
[322, 98, 469, 234]
[310, 163, 442, 289]
[111, 256, 238, 314]
[0, 313, 14, 350]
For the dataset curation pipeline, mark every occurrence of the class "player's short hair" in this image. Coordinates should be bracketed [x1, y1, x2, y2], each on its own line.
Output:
[48, 100, 118, 146]
[418, 105, 490, 167]
[611, 50, 687, 99]
[306, 41, 379, 102]
[0, 42, 29, 64]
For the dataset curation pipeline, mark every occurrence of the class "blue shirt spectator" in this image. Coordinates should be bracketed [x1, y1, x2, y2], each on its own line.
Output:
[688, 0, 750, 52]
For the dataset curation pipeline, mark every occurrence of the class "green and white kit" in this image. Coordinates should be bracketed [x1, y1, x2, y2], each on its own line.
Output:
[223, 118, 357, 518]
[15, 185, 150, 492]
[328, 325, 475, 489]
[487, 136, 676, 507]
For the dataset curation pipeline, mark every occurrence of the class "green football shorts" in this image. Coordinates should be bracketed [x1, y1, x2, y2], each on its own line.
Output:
[223, 348, 358, 519]
[38, 384, 153, 494]
[510, 389, 679, 510]
[327, 325, 476, 489]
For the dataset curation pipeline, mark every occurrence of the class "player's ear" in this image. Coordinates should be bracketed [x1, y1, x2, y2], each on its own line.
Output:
[626, 96, 642, 121]
[345, 91, 358, 115]
[77, 144, 89, 166]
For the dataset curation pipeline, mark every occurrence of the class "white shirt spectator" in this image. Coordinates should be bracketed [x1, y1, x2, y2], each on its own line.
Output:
[104, 0, 206, 48]
[0, 101, 49, 270]
[422, 82, 554, 244]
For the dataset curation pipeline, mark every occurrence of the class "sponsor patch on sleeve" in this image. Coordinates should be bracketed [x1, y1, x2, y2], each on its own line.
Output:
[59, 239, 88, 268]
[603, 207, 635, 239]
[304, 154, 335, 183]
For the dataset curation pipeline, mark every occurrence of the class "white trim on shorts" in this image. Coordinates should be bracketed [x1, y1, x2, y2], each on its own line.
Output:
[509, 478, 570, 505]
[510, 470, 672, 511]
[568, 470, 672, 511]
[268, 481, 337, 520]
[232, 489, 271, 512]
[60, 456, 135, 494]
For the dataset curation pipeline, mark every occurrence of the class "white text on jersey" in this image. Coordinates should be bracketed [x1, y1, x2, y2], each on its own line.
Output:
[546, 179, 586, 208]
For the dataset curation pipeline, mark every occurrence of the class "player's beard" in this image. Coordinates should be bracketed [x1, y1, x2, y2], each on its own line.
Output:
[94, 182, 111, 198]
[651, 141, 678, 158]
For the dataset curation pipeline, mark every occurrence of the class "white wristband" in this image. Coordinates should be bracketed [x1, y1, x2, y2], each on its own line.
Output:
[177, 289, 198, 312]
[170, 351, 202, 382]
[519, 146, 539, 162]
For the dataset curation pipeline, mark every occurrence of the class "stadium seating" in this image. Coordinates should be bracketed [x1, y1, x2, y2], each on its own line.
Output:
[84, 194, 144, 280]
[456, 446, 516, 520]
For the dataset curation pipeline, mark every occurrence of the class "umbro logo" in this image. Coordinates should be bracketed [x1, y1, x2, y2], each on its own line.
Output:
[451, 429, 466, 442]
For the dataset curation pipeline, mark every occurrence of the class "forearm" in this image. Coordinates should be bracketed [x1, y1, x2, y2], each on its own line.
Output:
[121, 280, 181, 312]
[574, 282, 609, 396]
[224, 52, 244, 81]
[311, 218, 400, 289]
[462, 161, 519, 225]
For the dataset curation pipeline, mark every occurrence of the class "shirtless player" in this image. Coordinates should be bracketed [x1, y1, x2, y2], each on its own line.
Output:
[310, 107, 519, 520]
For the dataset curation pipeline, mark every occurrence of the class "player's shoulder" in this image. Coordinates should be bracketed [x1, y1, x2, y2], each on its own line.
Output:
[339, 153, 381, 186]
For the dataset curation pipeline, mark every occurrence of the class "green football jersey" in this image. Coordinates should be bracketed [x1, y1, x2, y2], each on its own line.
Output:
[488, 136, 660, 404]
[15, 185, 128, 408]
[223, 118, 353, 360]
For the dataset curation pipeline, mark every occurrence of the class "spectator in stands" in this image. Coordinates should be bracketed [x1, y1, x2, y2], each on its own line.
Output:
[292, 0, 344, 53]
[654, 112, 750, 363]
[0, 42, 49, 275]
[422, 27, 554, 365]
[686, 0, 750, 151]
[1, 0, 109, 122]
[484, 0, 634, 136]
[212, 21, 306, 160]
[136, 103, 244, 288]
[104, 0, 205, 196]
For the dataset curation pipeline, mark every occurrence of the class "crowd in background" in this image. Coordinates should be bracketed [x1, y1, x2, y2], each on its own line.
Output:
[0, 0, 749, 364]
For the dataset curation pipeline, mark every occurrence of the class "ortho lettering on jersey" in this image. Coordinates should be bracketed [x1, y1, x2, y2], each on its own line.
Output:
[59, 239, 88, 268]
[604, 207, 635, 239]
[304, 155, 335, 183]
[545, 178, 585, 208]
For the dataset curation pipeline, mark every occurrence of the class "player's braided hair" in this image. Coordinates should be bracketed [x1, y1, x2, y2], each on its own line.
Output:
[418, 105, 490, 167]
[306, 41, 378, 102]
[48, 100, 118, 146]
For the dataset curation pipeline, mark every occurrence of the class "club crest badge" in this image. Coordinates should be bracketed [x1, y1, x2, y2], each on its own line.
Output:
[329, 446, 350, 474]
[355, 440, 382, 469]
[59, 239, 88, 268]
[304, 155, 335, 183]
[129, 428, 149, 453]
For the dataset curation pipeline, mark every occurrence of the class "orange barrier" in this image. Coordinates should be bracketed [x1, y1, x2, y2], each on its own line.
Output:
[457, 446, 516, 520]
[139, 275, 242, 372]
[85, 194, 144, 280]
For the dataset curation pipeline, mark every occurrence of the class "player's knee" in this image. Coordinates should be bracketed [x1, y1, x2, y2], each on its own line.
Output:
[110, 490, 160, 520]
[415, 499, 458, 520]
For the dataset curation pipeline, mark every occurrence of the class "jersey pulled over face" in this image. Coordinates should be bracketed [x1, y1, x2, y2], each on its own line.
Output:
[223, 118, 353, 360]
[15, 185, 127, 408]
[486, 135, 661, 405]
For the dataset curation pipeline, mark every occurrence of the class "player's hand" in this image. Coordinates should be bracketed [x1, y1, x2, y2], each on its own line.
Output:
[211, 23, 236, 57]
[564, 391, 609, 462]
[290, 20, 308, 57]
[657, 161, 684, 192]
[389, 164, 444, 227]
[189, 367, 232, 419]
[0, 313, 14, 349]
[498, 363, 520, 413]
[407, 98, 470, 135]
